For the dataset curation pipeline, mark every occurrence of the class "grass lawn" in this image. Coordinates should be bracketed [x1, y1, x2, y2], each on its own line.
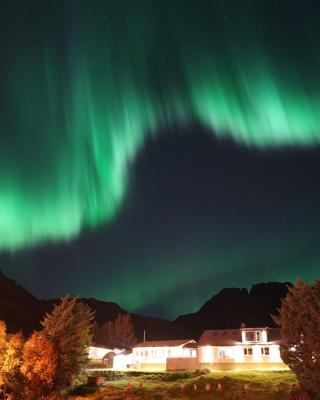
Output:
[69, 369, 297, 399]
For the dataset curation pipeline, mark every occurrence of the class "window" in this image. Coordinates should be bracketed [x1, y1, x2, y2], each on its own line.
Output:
[245, 332, 255, 342]
[183, 349, 191, 357]
[261, 347, 270, 355]
[219, 347, 233, 359]
[244, 331, 261, 342]
[243, 347, 253, 356]
[219, 349, 226, 358]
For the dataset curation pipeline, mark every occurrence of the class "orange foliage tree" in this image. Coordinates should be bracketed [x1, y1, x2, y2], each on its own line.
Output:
[0, 332, 25, 400]
[0, 297, 94, 399]
[0, 321, 6, 368]
[0, 321, 7, 398]
[22, 332, 58, 400]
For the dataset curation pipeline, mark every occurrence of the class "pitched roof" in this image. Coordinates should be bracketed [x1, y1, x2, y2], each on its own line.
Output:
[198, 329, 242, 346]
[183, 342, 198, 349]
[134, 339, 196, 348]
[198, 328, 283, 346]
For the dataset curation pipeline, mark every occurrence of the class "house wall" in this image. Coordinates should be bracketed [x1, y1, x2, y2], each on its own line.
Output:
[198, 344, 287, 370]
[166, 357, 199, 371]
[131, 338, 288, 372]
[113, 354, 133, 370]
[133, 345, 187, 370]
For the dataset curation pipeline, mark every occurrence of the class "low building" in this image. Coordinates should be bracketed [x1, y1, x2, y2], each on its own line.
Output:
[198, 326, 287, 371]
[132, 339, 197, 371]
[103, 351, 116, 368]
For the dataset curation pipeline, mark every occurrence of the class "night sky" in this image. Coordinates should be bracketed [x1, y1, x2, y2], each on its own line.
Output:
[0, 0, 320, 319]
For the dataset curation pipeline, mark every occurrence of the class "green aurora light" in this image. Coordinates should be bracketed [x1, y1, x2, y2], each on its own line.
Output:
[1, 0, 320, 250]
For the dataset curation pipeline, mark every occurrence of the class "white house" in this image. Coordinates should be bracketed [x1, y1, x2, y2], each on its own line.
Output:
[198, 326, 287, 371]
[132, 339, 198, 371]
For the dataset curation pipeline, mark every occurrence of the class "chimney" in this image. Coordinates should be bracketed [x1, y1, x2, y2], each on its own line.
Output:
[240, 322, 246, 329]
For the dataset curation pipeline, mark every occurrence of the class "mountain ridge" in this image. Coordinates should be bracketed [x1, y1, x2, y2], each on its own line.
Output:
[0, 270, 290, 342]
[175, 282, 291, 331]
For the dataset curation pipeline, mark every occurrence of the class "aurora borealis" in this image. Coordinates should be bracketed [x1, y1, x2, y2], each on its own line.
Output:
[1, 0, 320, 318]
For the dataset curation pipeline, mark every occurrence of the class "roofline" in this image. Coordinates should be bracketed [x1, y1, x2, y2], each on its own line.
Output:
[198, 341, 282, 347]
[240, 327, 273, 331]
[133, 339, 196, 348]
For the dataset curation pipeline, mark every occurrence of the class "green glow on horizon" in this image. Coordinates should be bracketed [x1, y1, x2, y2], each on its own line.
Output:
[1, 0, 320, 250]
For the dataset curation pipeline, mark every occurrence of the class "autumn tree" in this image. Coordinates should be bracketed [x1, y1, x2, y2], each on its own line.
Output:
[0, 321, 6, 400]
[274, 278, 320, 399]
[22, 332, 58, 400]
[0, 321, 6, 369]
[106, 313, 137, 348]
[0, 333, 25, 400]
[41, 297, 95, 393]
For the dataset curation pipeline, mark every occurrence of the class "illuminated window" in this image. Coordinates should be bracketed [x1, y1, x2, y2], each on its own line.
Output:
[219, 349, 226, 358]
[243, 347, 253, 356]
[261, 347, 270, 355]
